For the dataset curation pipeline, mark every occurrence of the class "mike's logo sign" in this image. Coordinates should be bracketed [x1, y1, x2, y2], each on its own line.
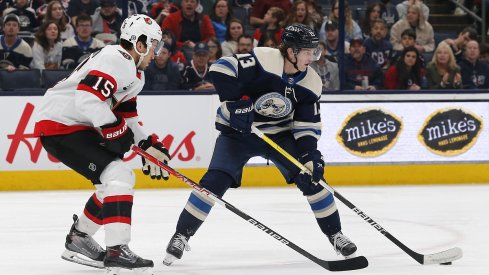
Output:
[418, 108, 482, 156]
[337, 108, 402, 157]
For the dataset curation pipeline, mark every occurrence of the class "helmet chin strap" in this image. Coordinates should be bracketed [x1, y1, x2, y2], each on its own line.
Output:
[134, 41, 151, 68]
[286, 51, 300, 72]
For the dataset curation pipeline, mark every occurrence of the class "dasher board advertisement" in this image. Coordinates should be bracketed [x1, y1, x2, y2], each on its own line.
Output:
[0, 95, 220, 171]
[320, 102, 488, 164]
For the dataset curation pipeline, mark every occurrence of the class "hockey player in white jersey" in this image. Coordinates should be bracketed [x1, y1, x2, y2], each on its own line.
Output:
[162, 24, 358, 266]
[34, 14, 169, 274]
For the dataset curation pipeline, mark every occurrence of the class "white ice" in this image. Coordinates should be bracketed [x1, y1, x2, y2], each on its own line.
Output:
[0, 185, 487, 275]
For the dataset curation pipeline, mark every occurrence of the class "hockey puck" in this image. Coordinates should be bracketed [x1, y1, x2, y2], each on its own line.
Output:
[440, 262, 452, 265]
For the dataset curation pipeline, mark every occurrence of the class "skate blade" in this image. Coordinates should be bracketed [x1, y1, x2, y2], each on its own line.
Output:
[61, 249, 104, 269]
[162, 254, 178, 266]
[344, 252, 357, 259]
[105, 267, 154, 275]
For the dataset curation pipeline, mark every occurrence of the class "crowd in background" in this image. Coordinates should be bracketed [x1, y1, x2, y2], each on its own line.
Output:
[1, 0, 489, 91]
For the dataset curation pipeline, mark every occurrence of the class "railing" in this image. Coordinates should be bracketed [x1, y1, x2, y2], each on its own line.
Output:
[448, 0, 486, 43]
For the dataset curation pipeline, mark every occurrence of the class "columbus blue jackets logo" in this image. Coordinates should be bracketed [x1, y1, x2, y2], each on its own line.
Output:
[255, 92, 292, 118]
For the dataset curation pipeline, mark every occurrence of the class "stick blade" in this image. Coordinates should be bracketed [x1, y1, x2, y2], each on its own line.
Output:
[423, 247, 463, 265]
[316, 256, 368, 272]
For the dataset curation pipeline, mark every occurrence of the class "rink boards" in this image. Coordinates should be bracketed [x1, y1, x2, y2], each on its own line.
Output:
[2, 92, 489, 191]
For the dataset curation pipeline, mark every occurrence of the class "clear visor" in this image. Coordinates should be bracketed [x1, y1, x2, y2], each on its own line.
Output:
[297, 47, 321, 62]
[151, 39, 165, 56]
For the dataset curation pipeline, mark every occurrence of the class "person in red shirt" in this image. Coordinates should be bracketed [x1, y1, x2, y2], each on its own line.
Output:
[249, 0, 291, 26]
[384, 46, 424, 90]
[161, 0, 215, 60]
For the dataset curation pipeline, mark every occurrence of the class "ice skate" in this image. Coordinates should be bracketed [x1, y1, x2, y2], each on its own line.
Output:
[104, 244, 154, 275]
[328, 231, 357, 258]
[61, 214, 105, 269]
[163, 232, 191, 266]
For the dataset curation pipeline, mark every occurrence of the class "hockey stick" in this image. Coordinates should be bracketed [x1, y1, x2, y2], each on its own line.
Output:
[251, 126, 463, 265]
[132, 145, 368, 272]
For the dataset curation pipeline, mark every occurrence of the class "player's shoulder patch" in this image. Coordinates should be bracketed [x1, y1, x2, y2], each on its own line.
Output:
[252, 47, 284, 78]
[118, 50, 132, 60]
[297, 67, 322, 97]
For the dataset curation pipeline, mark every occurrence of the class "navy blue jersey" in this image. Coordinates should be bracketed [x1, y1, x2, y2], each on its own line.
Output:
[363, 38, 392, 68]
[458, 58, 489, 89]
[209, 47, 322, 152]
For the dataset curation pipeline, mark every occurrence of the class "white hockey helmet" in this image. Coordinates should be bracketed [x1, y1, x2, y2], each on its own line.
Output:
[120, 14, 164, 59]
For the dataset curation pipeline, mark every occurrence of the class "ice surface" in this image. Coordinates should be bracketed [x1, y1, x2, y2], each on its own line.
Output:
[0, 185, 487, 275]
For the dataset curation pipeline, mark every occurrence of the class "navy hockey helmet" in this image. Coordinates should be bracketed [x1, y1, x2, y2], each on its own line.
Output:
[281, 24, 320, 60]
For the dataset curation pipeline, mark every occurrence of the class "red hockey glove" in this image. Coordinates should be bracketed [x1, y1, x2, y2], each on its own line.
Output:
[100, 114, 134, 155]
[138, 134, 170, 180]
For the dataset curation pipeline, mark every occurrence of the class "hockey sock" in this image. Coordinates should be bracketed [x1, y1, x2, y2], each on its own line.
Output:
[306, 188, 341, 236]
[77, 191, 104, 235]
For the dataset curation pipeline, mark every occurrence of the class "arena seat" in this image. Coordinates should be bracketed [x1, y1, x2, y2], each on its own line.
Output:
[0, 69, 42, 91]
[42, 69, 71, 89]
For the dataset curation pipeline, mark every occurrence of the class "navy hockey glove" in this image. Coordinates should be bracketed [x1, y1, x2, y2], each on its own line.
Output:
[100, 114, 134, 155]
[138, 134, 170, 180]
[295, 150, 325, 186]
[226, 97, 254, 135]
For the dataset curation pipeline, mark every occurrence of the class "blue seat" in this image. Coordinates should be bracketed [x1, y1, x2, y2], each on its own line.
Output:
[42, 69, 71, 89]
[0, 69, 41, 91]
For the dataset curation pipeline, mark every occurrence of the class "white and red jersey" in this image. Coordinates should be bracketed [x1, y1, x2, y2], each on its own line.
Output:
[35, 45, 148, 143]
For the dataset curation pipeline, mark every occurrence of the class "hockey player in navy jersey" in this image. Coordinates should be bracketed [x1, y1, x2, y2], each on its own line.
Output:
[163, 23, 358, 266]
[34, 14, 170, 274]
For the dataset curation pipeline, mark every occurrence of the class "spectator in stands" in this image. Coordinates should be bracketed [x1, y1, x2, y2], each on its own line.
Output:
[322, 20, 349, 62]
[161, 0, 216, 61]
[284, 0, 315, 32]
[0, 14, 33, 71]
[2, 0, 39, 33]
[210, 0, 232, 43]
[480, 43, 489, 63]
[344, 38, 383, 91]
[44, 1, 75, 41]
[390, 3, 434, 54]
[384, 46, 423, 90]
[304, 0, 323, 32]
[61, 14, 105, 69]
[31, 20, 62, 69]
[116, 0, 148, 17]
[249, 0, 291, 27]
[236, 34, 253, 54]
[91, 0, 123, 40]
[364, 19, 392, 70]
[310, 40, 339, 91]
[361, 2, 383, 38]
[443, 26, 478, 61]
[319, 0, 362, 42]
[144, 43, 181, 91]
[458, 40, 489, 89]
[181, 41, 215, 90]
[0, 0, 13, 17]
[162, 29, 186, 71]
[390, 28, 416, 63]
[67, 0, 100, 26]
[380, 0, 399, 29]
[257, 32, 278, 48]
[426, 41, 462, 89]
[151, 0, 179, 25]
[221, 18, 243, 56]
[207, 37, 222, 63]
[252, 7, 284, 48]
[396, 0, 429, 19]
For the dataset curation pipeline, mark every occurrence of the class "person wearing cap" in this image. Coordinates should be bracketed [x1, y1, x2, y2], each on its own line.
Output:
[344, 38, 383, 91]
[161, 0, 215, 61]
[322, 20, 349, 62]
[91, 0, 123, 38]
[2, 0, 38, 33]
[0, 14, 33, 71]
[67, 0, 100, 26]
[144, 42, 182, 90]
[181, 41, 214, 90]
